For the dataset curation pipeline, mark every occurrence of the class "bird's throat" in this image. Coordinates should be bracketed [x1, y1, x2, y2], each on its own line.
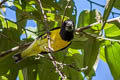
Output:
[60, 29, 74, 41]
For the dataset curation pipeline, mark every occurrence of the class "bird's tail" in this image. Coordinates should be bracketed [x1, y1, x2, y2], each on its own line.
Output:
[12, 52, 22, 63]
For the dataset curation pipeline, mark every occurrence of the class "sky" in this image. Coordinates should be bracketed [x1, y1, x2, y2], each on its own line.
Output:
[3, 0, 120, 80]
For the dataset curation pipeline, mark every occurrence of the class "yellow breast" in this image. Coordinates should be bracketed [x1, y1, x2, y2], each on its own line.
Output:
[50, 29, 71, 51]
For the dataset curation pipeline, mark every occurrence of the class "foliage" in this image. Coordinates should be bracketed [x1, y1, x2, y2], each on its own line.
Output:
[0, 0, 120, 80]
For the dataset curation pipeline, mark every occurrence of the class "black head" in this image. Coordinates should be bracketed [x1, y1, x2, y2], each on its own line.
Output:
[62, 20, 75, 32]
[60, 20, 75, 41]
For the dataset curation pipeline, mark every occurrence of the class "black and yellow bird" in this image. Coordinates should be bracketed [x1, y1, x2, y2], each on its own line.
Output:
[13, 20, 75, 63]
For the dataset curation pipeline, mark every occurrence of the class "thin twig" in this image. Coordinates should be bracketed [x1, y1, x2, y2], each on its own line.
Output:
[37, 0, 67, 79]
[36, 54, 88, 72]
[0, 0, 7, 6]
[0, 42, 31, 57]
[0, 33, 19, 45]
[75, 21, 100, 32]
[37, 0, 49, 32]
[75, 17, 120, 32]
[0, 17, 18, 45]
[87, 0, 120, 16]
[48, 53, 66, 80]
[87, 0, 104, 8]
[111, 12, 115, 18]
[82, 31, 120, 43]
[37, 0, 51, 50]
[97, 37, 120, 43]
[61, 0, 71, 23]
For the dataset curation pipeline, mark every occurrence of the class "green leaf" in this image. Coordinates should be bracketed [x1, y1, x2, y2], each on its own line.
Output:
[63, 50, 84, 80]
[83, 36, 100, 76]
[26, 65, 37, 80]
[109, 20, 120, 29]
[104, 24, 120, 36]
[105, 41, 120, 80]
[63, 66, 84, 80]
[0, 22, 20, 77]
[0, 28, 20, 53]
[52, 50, 84, 80]
[14, 0, 22, 10]
[104, 23, 120, 40]
[102, 0, 116, 26]
[37, 58, 59, 80]
[100, 46, 106, 62]
[41, 0, 62, 10]
[114, 0, 120, 10]
[57, 0, 77, 22]
[91, 23, 102, 31]
[7, 68, 18, 80]
[0, 19, 2, 28]
[18, 70, 24, 80]
[14, 0, 36, 12]
[21, 0, 37, 12]
[69, 34, 88, 49]
[16, 9, 27, 34]
[0, 76, 8, 80]
[0, 56, 14, 76]
[106, 30, 120, 37]
[77, 9, 101, 27]
[26, 27, 38, 39]
[7, 21, 17, 29]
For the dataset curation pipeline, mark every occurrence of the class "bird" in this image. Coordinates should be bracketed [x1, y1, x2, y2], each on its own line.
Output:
[13, 20, 75, 63]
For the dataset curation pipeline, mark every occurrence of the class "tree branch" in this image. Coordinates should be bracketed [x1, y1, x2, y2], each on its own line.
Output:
[0, 42, 31, 57]
[0, 33, 19, 45]
[0, 0, 7, 7]
[87, 0, 120, 15]
[61, 0, 71, 23]
[36, 54, 88, 72]
[75, 16, 120, 32]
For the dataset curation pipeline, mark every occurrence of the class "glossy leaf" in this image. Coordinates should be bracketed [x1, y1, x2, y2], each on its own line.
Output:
[18, 70, 24, 80]
[27, 65, 38, 80]
[102, 0, 116, 26]
[0, 19, 2, 28]
[100, 46, 106, 62]
[7, 68, 18, 80]
[16, 9, 27, 34]
[114, 0, 120, 10]
[83, 36, 100, 76]
[104, 23, 120, 40]
[63, 49, 84, 80]
[77, 9, 101, 27]
[37, 58, 59, 80]
[105, 41, 120, 80]
[69, 34, 88, 49]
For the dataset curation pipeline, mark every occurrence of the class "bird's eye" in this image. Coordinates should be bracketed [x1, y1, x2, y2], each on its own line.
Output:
[65, 26, 74, 31]
[62, 20, 75, 31]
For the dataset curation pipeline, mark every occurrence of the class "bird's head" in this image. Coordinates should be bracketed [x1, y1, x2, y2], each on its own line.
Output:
[60, 20, 75, 41]
[62, 20, 75, 32]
